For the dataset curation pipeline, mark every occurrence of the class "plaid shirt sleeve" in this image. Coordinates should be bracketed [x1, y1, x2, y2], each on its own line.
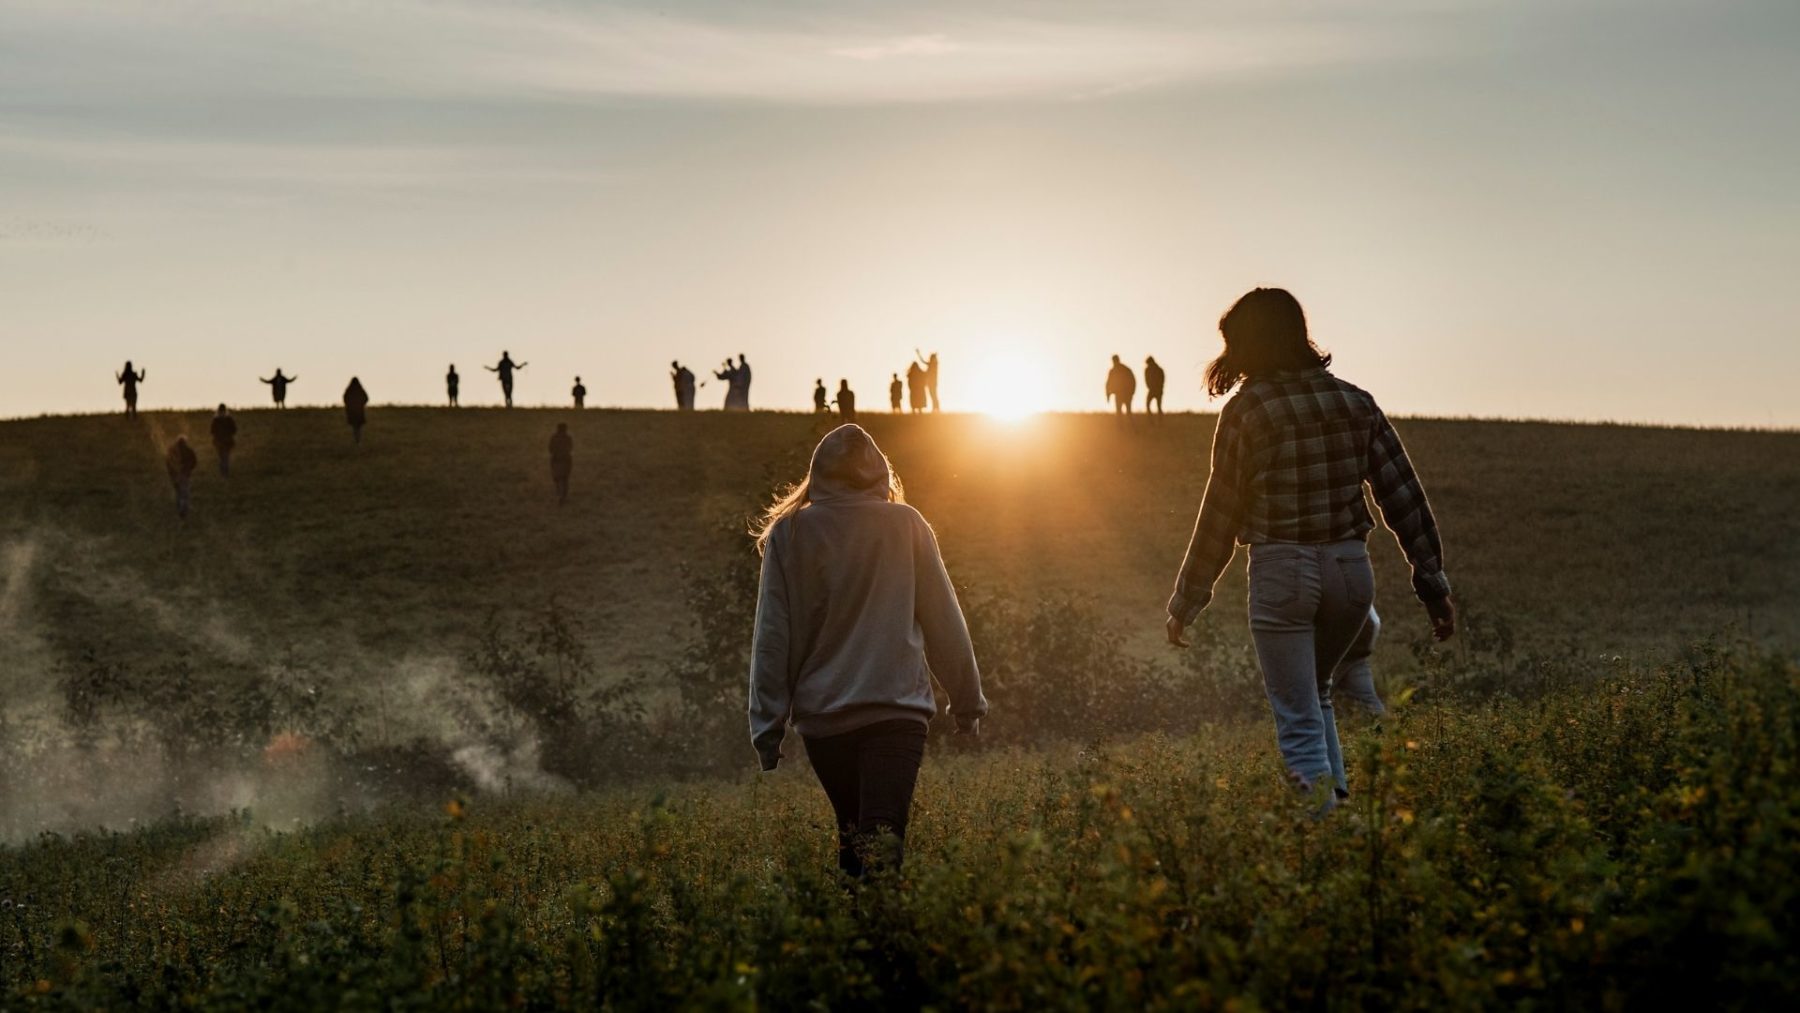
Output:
[1367, 410, 1451, 602]
[1167, 406, 1248, 625]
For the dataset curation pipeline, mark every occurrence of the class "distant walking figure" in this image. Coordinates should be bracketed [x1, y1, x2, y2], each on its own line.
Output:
[343, 377, 370, 443]
[486, 352, 527, 408]
[1165, 288, 1454, 811]
[446, 365, 460, 407]
[259, 369, 296, 408]
[549, 423, 573, 505]
[750, 424, 987, 878]
[915, 350, 940, 412]
[835, 379, 857, 422]
[165, 436, 198, 519]
[572, 377, 587, 409]
[209, 404, 237, 477]
[671, 361, 696, 411]
[889, 373, 903, 412]
[1106, 355, 1137, 414]
[1144, 356, 1166, 415]
[116, 362, 146, 417]
[906, 362, 927, 413]
[813, 379, 829, 414]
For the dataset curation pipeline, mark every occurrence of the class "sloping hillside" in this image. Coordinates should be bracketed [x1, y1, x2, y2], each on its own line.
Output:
[2, 407, 1796, 704]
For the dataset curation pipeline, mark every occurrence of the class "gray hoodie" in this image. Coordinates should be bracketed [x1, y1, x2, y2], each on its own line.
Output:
[748, 425, 987, 770]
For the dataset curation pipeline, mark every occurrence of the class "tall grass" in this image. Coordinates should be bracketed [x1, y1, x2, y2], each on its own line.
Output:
[1, 645, 1793, 1008]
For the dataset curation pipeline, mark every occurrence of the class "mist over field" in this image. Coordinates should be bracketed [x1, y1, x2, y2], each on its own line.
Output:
[1, 408, 1795, 841]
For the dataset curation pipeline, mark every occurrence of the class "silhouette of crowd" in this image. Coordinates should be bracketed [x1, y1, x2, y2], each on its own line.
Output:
[105, 342, 1192, 521]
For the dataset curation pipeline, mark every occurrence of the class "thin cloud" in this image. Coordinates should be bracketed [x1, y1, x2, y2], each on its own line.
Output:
[831, 34, 961, 61]
[0, 1, 1439, 200]
[0, 1, 1429, 110]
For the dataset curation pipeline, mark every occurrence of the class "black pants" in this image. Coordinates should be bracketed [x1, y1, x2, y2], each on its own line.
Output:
[803, 719, 928, 878]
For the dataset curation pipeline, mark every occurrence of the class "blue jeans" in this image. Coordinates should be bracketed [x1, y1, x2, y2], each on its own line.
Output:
[1247, 540, 1377, 793]
[1331, 607, 1385, 717]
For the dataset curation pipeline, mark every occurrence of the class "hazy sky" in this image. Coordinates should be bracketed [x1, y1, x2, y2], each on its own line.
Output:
[3, 0, 1796, 424]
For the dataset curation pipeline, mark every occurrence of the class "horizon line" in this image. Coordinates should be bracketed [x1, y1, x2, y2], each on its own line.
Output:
[4, 405, 1795, 436]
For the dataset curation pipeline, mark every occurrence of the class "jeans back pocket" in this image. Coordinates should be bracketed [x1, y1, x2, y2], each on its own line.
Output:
[1336, 553, 1376, 609]
[1249, 552, 1303, 610]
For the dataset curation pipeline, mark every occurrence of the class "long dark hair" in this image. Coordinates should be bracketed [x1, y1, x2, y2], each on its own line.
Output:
[1203, 288, 1331, 397]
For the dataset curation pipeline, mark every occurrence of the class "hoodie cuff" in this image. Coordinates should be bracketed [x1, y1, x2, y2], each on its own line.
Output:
[752, 730, 785, 771]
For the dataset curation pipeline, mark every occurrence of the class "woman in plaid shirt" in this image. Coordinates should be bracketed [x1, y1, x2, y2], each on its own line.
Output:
[1165, 288, 1455, 808]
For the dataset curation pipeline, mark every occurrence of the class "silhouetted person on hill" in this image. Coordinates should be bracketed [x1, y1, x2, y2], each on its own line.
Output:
[749, 424, 986, 878]
[572, 377, 587, 409]
[343, 377, 369, 443]
[1165, 287, 1455, 815]
[1106, 355, 1136, 414]
[549, 423, 573, 505]
[716, 355, 752, 411]
[486, 351, 527, 407]
[915, 350, 940, 411]
[116, 361, 146, 417]
[209, 404, 237, 477]
[1144, 356, 1166, 415]
[259, 369, 296, 408]
[906, 362, 926, 413]
[836, 379, 857, 422]
[889, 373, 903, 412]
[671, 361, 696, 411]
[165, 436, 197, 519]
[813, 379, 829, 413]
[446, 365, 460, 407]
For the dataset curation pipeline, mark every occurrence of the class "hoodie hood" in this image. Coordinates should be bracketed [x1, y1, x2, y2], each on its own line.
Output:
[807, 424, 892, 503]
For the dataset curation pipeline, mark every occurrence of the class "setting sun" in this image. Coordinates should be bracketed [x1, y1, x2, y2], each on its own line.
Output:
[962, 342, 1055, 421]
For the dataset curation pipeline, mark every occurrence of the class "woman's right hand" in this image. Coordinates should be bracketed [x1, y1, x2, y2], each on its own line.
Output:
[1425, 596, 1456, 641]
[1165, 615, 1191, 648]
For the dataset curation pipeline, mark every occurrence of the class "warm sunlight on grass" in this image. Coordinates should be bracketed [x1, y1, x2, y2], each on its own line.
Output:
[965, 343, 1053, 422]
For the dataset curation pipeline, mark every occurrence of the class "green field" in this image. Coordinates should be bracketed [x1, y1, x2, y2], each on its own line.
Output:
[4, 407, 1795, 678]
[1, 409, 1797, 1007]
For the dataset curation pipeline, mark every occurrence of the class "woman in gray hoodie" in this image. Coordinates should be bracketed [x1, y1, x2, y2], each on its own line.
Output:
[749, 424, 987, 878]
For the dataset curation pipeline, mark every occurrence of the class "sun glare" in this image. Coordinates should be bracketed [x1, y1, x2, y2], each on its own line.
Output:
[965, 345, 1053, 422]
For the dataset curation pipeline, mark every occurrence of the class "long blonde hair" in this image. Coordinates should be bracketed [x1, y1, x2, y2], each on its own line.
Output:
[754, 425, 904, 554]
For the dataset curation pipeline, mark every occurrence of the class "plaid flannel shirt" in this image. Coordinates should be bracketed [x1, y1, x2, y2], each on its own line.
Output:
[1167, 368, 1450, 626]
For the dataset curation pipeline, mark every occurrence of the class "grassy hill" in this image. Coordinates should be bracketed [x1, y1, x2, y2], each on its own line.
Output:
[2, 407, 1795, 695]
[2, 408, 1797, 1006]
